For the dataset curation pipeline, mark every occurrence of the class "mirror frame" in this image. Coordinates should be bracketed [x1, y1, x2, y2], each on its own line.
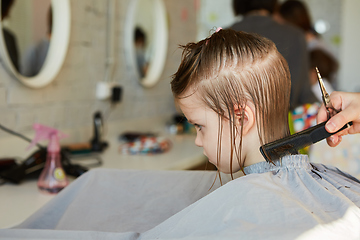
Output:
[0, 0, 71, 88]
[124, 0, 168, 88]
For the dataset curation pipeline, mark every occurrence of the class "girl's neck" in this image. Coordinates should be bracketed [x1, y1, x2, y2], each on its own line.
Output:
[241, 123, 266, 167]
[242, 137, 265, 167]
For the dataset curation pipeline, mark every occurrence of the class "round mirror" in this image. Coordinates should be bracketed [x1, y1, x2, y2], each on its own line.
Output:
[0, 0, 70, 88]
[124, 0, 168, 88]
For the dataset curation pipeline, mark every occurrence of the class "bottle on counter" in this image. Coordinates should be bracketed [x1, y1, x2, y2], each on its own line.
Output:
[28, 124, 69, 194]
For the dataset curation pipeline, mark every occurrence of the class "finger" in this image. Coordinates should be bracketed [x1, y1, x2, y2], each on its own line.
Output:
[326, 135, 342, 147]
[316, 104, 328, 124]
[327, 91, 343, 110]
[348, 124, 360, 135]
[336, 128, 349, 136]
[325, 105, 358, 133]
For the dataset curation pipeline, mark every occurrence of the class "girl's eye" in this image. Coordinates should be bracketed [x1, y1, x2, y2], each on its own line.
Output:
[194, 124, 203, 131]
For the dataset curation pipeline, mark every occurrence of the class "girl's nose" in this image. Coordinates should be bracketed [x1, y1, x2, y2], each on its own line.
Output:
[195, 134, 202, 147]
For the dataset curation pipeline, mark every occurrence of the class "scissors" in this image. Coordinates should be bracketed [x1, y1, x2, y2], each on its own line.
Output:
[315, 67, 339, 119]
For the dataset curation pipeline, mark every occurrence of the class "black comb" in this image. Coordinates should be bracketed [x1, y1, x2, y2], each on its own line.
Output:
[260, 121, 353, 162]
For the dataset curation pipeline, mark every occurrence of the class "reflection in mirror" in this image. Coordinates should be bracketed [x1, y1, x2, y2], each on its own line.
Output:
[133, 0, 155, 80]
[125, 0, 168, 88]
[134, 26, 148, 78]
[21, 4, 52, 77]
[0, 0, 70, 88]
[1, 0, 20, 71]
[2, 0, 51, 77]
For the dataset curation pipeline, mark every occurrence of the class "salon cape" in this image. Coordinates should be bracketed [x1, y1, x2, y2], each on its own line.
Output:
[1, 154, 360, 240]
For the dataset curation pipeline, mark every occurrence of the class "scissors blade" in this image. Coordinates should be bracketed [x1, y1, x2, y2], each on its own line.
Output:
[315, 67, 331, 107]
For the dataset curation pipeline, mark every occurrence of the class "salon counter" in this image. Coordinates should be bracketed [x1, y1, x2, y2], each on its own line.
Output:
[0, 116, 207, 229]
[98, 134, 206, 171]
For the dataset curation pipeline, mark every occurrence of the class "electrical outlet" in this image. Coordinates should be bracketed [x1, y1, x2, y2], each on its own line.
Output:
[96, 82, 112, 100]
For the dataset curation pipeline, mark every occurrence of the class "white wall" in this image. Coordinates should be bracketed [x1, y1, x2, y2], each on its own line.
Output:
[196, 0, 235, 40]
[338, 0, 360, 92]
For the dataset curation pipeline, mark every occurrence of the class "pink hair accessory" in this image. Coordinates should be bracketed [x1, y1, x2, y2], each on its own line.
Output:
[206, 27, 222, 45]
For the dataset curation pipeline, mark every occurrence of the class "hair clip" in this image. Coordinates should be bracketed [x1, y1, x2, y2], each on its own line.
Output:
[206, 27, 222, 45]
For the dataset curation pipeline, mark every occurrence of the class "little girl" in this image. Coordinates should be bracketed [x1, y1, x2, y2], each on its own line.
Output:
[159, 29, 360, 239]
[172, 27, 292, 174]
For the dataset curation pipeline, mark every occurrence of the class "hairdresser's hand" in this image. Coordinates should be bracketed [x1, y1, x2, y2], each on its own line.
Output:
[317, 91, 360, 147]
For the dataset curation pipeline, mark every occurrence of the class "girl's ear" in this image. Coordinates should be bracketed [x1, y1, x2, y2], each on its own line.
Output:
[234, 103, 255, 136]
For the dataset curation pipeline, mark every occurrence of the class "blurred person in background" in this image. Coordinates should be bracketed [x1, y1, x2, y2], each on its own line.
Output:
[279, 0, 339, 89]
[309, 49, 338, 102]
[229, 0, 316, 110]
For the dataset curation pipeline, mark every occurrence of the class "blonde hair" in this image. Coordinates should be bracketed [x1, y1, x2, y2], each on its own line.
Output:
[171, 29, 291, 173]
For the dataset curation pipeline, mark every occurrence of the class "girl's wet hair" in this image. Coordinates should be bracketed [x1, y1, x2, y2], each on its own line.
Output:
[171, 29, 291, 174]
